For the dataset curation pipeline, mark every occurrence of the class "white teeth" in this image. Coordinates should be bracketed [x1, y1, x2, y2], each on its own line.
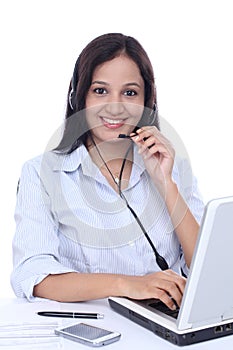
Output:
[102, 117, 123, 124]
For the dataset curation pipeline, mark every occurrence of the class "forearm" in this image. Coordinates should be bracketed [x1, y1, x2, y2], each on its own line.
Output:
[164, 180, 200, 267]
[33, 270, 187, 310]
[33, 272, 127, 302]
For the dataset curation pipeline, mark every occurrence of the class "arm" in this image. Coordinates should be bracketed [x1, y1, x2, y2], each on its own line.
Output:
[34, 270, 186, 310]
[162, 180, 199, 267]
[11, 158, 76, 300]
[132, 127, 201, 267]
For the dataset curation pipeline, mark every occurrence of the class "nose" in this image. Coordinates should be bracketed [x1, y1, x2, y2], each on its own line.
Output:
[104, 101, 125, 116]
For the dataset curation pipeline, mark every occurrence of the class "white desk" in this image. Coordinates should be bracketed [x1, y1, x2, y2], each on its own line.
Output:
[0, 298, 233, 349]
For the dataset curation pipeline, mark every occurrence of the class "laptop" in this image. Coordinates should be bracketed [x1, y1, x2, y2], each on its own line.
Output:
[108, 196, 233, 346]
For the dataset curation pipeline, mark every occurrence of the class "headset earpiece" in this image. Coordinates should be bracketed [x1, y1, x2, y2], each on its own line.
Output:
[69, 88, 74, 110]
[68, 56, 81, 111]
[149, 103, 157, 125]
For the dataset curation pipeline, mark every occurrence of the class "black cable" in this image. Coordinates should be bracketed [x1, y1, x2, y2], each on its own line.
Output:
[89, 134, 169, 271]
[124, 200, 169, 270]
[117, 145, 132, 192]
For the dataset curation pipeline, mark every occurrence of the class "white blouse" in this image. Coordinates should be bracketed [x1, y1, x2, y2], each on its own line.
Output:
[11, 145, 204, 301]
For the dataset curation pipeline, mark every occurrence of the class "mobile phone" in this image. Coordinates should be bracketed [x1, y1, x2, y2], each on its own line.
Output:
[54, 322, 121, 347]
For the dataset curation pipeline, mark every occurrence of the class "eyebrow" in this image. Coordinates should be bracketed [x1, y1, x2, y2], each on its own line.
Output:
[91, 80, 142, 88]
[91, 80, 109, 85]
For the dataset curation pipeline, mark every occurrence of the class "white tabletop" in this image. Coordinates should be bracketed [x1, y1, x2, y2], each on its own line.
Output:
[0, 298, 232, 349]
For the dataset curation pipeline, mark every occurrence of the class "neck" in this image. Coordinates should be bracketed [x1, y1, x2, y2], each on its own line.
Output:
[86, 135, 133, 190]
[86, 135, 133, 166]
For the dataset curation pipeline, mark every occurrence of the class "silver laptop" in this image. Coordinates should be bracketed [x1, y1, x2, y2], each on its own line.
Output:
[108, 196, 233, 346]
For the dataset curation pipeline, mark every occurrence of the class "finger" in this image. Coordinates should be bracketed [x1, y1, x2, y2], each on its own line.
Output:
[134, 129, 173, 155]
[142, 134, 173, 153]
[166, 283, 183, 307]
[139, 148, 155, 161]
[155, 289, 178, 310]
[154, 280, 183, 309]
[139, 143, 172, 162]
[163, 270, 187, 294]
[156, 271, 186, 300]
[136, 127, 172, 148]
[135, 127, 162, 141]
[141, 136, 157, 150]
[132, 133, 159, 153]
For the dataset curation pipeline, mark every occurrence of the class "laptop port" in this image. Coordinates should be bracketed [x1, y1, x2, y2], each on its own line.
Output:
[165, 331, 171, 339]
[225, 324, 232, 331]
[214, 326, 223, 333]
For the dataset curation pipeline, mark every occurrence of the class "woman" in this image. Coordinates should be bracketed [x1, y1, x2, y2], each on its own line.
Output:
[11, 33, 204, 310]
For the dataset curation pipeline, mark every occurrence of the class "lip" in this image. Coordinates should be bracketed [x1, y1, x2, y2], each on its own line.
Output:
[100, 116, 126, 129]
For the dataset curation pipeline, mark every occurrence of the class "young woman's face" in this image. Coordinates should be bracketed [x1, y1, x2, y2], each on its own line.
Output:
[85, 55, 145, 143]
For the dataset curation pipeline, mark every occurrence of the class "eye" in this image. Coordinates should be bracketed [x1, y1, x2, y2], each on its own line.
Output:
[124, 90, 137, 97]
[94, 88, 107, 95]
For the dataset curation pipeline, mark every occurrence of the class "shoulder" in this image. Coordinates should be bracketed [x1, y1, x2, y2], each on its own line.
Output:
[20, 151, 59, 175]
[20, 146, 87, 178]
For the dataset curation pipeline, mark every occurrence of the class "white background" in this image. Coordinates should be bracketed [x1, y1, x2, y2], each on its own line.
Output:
[1, 0, 233, 298]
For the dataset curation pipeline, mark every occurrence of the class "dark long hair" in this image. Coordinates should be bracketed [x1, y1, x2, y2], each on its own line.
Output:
[55, 33, 159, 153]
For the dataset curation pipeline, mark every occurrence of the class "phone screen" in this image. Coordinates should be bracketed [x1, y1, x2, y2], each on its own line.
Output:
[62, 323, 112, 340]
[55, 322, 121, 346]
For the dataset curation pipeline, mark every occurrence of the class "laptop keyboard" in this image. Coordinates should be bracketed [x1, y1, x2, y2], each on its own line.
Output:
[148, 300, 180, 319]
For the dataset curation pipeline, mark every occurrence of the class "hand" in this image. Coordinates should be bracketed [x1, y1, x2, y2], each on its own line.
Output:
[131, 127, 175, 191]
[123, 270, 186, 310]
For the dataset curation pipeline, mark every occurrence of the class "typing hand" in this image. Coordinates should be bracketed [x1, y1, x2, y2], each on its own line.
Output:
[122, 269, 186, 310]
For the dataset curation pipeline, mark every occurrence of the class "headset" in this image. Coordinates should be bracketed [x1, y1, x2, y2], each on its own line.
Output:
[68, 56, 81, 111]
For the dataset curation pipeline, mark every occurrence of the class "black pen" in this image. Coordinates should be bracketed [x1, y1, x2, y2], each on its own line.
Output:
[37, 311, 104, 319]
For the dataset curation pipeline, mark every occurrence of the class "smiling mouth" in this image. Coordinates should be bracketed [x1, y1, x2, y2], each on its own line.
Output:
[101, 117, 126, 125]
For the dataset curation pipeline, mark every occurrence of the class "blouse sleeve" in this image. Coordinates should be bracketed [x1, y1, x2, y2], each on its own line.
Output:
[10, 157, 76, 301]
[173, 156, 205, 224]
[173, 156, 205, 277]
